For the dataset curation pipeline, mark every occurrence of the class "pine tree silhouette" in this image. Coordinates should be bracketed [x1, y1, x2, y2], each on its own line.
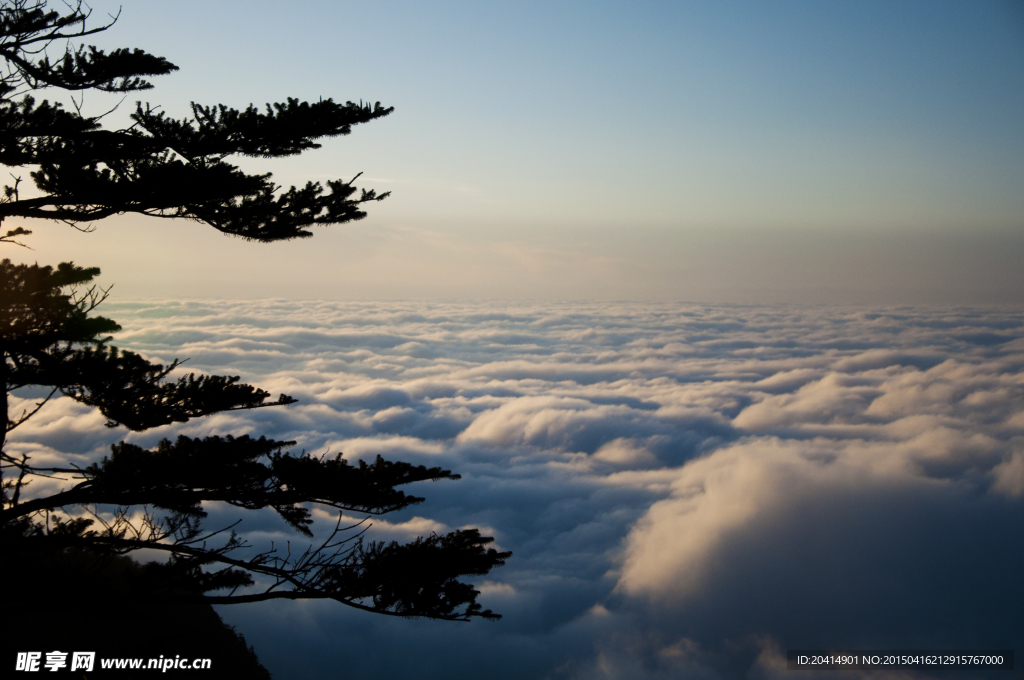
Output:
[1, 3, 509, 659]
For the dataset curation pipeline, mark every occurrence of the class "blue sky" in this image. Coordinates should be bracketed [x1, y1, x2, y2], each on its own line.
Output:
[13, 0, 1024, 301]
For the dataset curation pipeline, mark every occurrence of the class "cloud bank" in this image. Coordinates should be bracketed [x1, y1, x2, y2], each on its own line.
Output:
[11, 300, 1023, 679]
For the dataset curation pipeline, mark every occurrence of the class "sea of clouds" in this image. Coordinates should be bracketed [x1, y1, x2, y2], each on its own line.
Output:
[9, 300, 1023, 679]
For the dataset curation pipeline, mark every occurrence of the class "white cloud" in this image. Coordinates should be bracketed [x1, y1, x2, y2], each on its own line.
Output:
[11, 299, 1023, 678]
[593, 438, 658, 466]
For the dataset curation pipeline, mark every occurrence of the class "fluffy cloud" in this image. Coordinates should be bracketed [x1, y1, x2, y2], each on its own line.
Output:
[11, 300, 1023, 679]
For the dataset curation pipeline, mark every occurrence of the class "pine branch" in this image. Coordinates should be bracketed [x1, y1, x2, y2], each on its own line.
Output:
[8, 523, 509, 620]
[1, 436, 457, 526]
[0, 2, 510, 626]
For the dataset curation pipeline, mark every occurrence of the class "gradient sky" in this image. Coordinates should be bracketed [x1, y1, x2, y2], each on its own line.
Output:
[10, 0, 1024, 302]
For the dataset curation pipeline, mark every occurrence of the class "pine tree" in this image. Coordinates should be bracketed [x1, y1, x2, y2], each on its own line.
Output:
[1, 0, 509, 629]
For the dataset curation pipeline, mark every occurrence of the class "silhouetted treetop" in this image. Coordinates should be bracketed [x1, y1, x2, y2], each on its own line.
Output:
[1, 0, 393, 241]
[1, 1, 177, 94]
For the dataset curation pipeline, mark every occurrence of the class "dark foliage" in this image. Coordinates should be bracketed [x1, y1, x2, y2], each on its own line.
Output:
[0, 0, 510, 646]
[1, 0, 391, 241]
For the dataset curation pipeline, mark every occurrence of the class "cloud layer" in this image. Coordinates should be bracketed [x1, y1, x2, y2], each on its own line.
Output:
[11, 300, 1023, 679]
